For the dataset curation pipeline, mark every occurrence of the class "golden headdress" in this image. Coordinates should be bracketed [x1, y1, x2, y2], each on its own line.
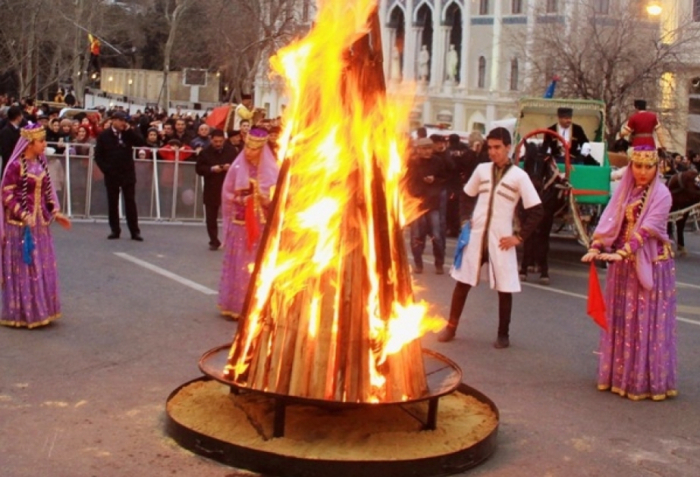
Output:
[20, 124, 46, 142]
[630, 146, 658, 166]
[245, 127, 269, 150]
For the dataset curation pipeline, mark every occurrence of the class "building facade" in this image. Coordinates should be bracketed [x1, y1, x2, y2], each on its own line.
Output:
[256, 0, 700, 152]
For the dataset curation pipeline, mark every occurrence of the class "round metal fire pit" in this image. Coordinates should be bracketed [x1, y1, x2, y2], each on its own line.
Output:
[165, 346, 499, 477]
[199, 344, 463, 407]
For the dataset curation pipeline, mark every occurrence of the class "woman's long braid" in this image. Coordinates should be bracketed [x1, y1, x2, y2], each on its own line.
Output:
[20, 156, 28, 219]
[19, 152, 56, 223]
[37, 153, 56, 213]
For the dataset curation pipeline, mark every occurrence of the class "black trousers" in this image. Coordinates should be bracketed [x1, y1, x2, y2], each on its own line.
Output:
[205, 203, 221, 246]
[448, 281, 513, 338]
[105, 179, 139, 237]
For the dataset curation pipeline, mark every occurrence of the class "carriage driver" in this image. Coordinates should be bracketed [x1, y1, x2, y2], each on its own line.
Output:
[438, 127, 544, 348]
[542, 107, 589, 161]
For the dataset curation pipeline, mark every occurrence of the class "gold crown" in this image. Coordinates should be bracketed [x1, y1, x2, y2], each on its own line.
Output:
[630, 150, 658, 166]
[245, 133, 269, 150]
[20, 126, 46, 142]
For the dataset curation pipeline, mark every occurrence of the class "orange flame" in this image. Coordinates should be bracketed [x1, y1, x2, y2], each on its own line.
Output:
[225, 0, 443, 402]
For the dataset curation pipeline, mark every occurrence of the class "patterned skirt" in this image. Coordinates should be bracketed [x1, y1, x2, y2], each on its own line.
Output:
[1, 223, 61, 328]
[218, 222, 260, 319]
[597, 259, 677, 401]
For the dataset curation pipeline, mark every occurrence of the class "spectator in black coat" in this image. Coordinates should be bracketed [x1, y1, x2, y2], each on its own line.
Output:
[195, 129, 237, 250]
[94, 111, 144, 241]
[406, 137, 448, 274]
[0, 106, 23, 172]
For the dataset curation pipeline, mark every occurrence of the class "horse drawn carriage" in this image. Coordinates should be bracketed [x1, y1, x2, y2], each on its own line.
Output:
[513, 97, 613, 248]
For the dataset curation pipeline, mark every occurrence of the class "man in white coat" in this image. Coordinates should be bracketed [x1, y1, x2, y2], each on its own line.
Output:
[438, 127, 544, 348]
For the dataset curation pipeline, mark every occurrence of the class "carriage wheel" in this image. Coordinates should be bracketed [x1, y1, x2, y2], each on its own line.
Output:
[515, 128, 571, 179]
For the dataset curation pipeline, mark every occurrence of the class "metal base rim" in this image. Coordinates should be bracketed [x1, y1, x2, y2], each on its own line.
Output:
[165, 376, 499, 477]
[198, 344, 464, 407]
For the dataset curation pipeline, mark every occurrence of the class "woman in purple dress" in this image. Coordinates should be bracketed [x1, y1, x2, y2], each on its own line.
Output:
[582, 146, 676, 401]
[218, 128, 279, 319]
[1, 124, 71, 329]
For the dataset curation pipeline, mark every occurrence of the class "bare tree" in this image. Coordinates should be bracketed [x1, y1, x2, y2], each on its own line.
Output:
[160, 0, 196, 110]
[201, 0, 308, 102]
[509, 1, 700, 146]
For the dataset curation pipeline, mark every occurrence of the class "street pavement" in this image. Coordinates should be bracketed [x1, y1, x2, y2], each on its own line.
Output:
[1, 221, 699, 477]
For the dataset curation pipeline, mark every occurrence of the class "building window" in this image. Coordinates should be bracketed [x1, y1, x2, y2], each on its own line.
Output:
[512, 0, 523, 14]
[510, 59, 519, 91]
[546, 0, 558, 13]
[694, 0, 700, 22]
[478, 56, 486, 88]
[593, 0, 609, 14]
[480, 0, 489, 15]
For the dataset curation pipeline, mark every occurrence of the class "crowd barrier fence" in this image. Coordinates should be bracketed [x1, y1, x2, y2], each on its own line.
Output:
[45, 142, 206, 222]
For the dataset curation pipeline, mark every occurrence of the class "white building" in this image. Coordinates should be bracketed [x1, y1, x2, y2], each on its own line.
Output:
[256, 0, 700, 152]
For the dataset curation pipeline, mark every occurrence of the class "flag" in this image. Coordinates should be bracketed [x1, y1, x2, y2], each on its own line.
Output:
[587, 262, 607, 331]
[453, 221, 471, 269]
[206, 104, 233, 130]
[544, 75, 560, 99]
[245, 195, 260, 251]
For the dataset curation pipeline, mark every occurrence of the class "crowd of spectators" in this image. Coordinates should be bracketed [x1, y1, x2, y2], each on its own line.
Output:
[0, 93, 284, 166]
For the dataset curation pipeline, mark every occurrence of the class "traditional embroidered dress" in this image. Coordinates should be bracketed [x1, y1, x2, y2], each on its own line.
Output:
[1, 132, 62, 328]
[590, 149, 677, 401]
[218, 132, 279, 319]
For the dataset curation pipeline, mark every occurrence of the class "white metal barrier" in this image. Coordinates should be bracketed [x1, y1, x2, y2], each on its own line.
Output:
[46, 142, 205, 222]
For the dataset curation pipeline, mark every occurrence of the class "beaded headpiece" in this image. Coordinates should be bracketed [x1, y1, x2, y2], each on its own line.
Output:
[630, 146, 658, 166]
[245, 128, 269, 150]
[20, 123, 46, 142]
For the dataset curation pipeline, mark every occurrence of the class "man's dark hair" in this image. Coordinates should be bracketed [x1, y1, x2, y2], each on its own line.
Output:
[7, 105, 22, 122]
[240, 119, 250, 126]
[634, 99, 647, 110]
[210, 129, 225, 138]
[486, 127, 512, 146]
[416, 126, 427, 138]
[448, 134, 461, 146]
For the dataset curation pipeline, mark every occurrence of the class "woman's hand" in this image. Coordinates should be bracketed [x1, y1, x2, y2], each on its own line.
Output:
[581, 251, 598, 262]
[55, 213, 71, 230]
[599, 253, 622, 262]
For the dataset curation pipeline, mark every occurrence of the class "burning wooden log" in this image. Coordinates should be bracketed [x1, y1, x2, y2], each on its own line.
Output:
[223, 5, 431, 403]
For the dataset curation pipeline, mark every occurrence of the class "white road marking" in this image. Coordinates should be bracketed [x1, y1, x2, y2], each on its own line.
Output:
[114, 252, 218, 295]
[419, 258, 700, 327]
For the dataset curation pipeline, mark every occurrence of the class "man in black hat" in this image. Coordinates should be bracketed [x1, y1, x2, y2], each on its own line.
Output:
[95, 111, 145, 241]
[620, 99, 666, 150]
[542, 107, 589, 159]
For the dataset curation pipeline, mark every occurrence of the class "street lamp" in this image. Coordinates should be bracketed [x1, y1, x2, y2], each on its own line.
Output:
[646, 2, 662, 16]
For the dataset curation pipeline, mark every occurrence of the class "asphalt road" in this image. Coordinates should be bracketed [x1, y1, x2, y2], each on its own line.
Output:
[1, 221, 699, 477]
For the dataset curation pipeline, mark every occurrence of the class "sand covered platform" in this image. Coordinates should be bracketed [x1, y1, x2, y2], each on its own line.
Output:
[166, 378, 499, 477]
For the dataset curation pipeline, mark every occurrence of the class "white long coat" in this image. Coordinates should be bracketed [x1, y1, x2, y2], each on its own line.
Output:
[450, 162, 541, 292]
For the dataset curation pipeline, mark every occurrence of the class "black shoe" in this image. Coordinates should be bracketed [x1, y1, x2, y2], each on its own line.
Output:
[209, 243, 221, 251]
[107, 233, 120, 240]
[435, 265, 445, 275]
[494, 335, 510, 349]
[414, 265, 423, 274]
[131, 235, 144, 242]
